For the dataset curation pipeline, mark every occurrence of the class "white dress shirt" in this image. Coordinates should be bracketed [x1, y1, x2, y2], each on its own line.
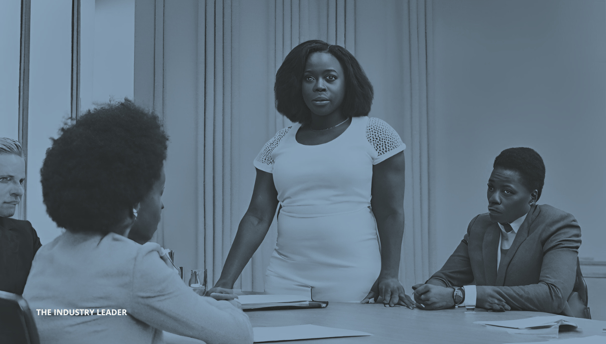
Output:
[463, 213, 528, 309]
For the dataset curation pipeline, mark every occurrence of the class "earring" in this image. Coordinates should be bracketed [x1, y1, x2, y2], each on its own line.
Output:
[133, 208, 138, 219]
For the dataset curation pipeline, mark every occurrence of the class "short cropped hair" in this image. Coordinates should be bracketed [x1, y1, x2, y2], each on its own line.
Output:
[275, 40, 374, 124]
[0, 137, 23, 157]
[41, 100, 168, 234]
[493, 147, 545, 200]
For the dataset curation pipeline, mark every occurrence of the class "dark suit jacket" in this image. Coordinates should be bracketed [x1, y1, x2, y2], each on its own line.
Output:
[0, 217, 42, 295]
[428, 204, 587, 317]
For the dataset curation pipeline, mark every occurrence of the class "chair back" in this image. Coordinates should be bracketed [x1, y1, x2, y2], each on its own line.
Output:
[0, 290, 40, 344]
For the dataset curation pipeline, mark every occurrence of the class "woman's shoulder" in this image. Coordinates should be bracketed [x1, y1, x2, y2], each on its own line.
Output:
[59, 232, 164, 262]
[102, 235, 165, 262]
[269, 125, 295, 142]
[363, 117, 401, 137]
[138, 241, 165, 259]
[359, 116, 406, 163]
[254, 125, 296, 171]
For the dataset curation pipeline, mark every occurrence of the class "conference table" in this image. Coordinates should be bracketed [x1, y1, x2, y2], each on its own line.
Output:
[247, 302, 606, 343]
[166, 302, 606, 344]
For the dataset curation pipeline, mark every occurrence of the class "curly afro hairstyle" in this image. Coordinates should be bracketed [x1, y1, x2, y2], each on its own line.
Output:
[275, 40, 373, 124]
[493, 147, 545, 200]
[41, 100, 168, 234]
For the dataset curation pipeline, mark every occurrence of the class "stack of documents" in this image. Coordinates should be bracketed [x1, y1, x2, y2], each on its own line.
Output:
[474, 315, 579, 331]
[238, 294, 328, 311]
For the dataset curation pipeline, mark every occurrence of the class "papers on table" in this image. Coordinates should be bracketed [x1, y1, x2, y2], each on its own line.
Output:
[238, 294, 328, 311]
[475, 315, 578, 331]
[253, 324, 371, 343]
[505, 335, 606, 344]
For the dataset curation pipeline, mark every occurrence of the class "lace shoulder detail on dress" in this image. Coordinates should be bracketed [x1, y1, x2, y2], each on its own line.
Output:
[366, 117, 404, 156]
[255, 126, 292, 166]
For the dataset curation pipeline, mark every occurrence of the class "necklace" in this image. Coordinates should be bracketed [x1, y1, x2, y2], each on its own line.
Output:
[310, 117, 350, 131]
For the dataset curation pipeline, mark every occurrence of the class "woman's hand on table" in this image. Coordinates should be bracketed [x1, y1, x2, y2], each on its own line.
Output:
[411, 283, 455, 310]
[361, 276, 415, 309]
[205, 286, 239, 301]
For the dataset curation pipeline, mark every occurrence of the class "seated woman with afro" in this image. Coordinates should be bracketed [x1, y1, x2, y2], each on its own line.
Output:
[413, 147, 590, 318]
[23, 101, 253, 344]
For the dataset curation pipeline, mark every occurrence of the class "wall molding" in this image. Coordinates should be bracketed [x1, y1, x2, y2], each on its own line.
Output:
[70, 0, 81, 121]
[17, 0, 31, 220]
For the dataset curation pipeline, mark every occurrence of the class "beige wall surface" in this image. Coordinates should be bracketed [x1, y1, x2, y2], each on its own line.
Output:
[432, 0, 606, 266]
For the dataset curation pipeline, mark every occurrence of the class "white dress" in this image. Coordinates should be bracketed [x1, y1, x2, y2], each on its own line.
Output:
[253, 116, 406, 302]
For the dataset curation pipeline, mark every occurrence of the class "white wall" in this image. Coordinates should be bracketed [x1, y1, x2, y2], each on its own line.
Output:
[26, 0, 73, 244]
[81, 0, 135, 111]
[160, 0, 202, 277]
[0, 0, 21, 139]
[432, 0, 606, 266]
[22, 0, 136, 244]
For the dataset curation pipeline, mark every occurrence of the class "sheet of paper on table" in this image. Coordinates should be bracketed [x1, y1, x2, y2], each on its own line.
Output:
[238, 295, 327, 310]
[253, 324, 372, 343]
[474, 315, 578, 330]
[505, 335, 606, 344]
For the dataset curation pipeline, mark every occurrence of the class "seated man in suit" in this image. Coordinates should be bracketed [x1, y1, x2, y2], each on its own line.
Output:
[0, 137, 42, 295]
[413, 147, 589, 318]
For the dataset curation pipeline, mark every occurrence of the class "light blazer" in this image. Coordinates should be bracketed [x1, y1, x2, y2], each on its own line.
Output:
[428, 204, 586, 317]
[23, 232, 253, 344]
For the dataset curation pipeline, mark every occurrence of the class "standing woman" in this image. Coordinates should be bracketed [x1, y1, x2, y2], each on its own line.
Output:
[210, 40, 413, 307]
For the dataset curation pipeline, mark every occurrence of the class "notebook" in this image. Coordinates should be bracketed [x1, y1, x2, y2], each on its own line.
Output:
[475, 315, 578, 331]
[238, 294, 328, 311]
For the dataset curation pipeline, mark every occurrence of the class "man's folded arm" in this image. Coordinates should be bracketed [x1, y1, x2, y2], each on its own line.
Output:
[427, 216, 480, 288]
[477, 222, 581, 314]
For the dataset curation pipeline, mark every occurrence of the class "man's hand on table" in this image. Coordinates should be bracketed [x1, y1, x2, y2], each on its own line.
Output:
[479, 296, 510, 312]
[412, 283, 455, 310]
[361, 276, 415, 309]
